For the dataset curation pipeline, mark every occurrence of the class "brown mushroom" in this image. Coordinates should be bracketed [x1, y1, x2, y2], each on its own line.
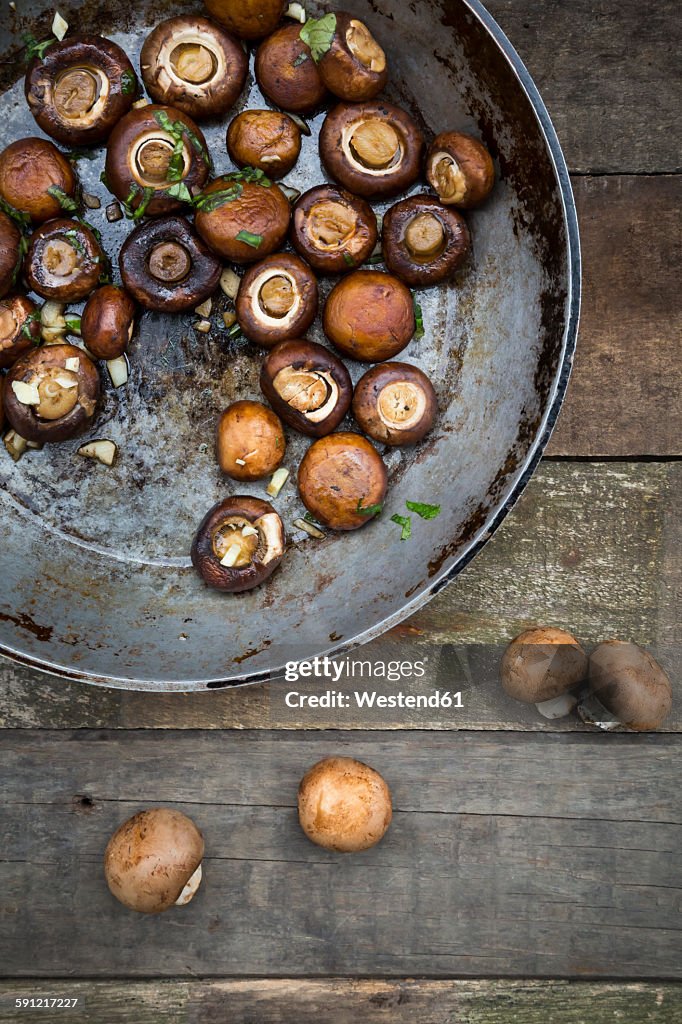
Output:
[140, 16, 248, 121]
[255, 23, 328, 114]
[426, 131, 495, 208]
[500, 627, 588, 719]
[191, 495, 285, 592]
[352, 362, 437, 446]
[290, 184, 377, 274]
[320, 101, 424, 199]
[0, 295, 40, 369]
[227, 110, 301, 179]
[194, 171, 291, 263]
[585, 641, 673, 732]
[81, 285, 136, 360]
[324, 270, 414, 362]
[298, 756, 392, 852]
[4, 342, 99, 443]
[25, 35, 138, 146]
[104, 808, 204, 914]
[298, 431, 387, 530]
[119, 215, 220, 313]
[0, 212, 22, 299]
[204, 0, 287, 40]
[382, 195, 471, 287]
[261, 339, 352, 437]
[313, 11, 387, 102]
[216, 400, 285, 480]
[0, 138, 77, 225]
[236, 253, 317, 348]
[25, 219, 105, 302]
[105, 105, 210, 219]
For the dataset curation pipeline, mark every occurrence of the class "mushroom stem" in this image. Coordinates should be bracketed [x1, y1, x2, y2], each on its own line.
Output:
[535, 692, 579, 720]
[577, 692, 622, 731]
[175, 862, 203, 905]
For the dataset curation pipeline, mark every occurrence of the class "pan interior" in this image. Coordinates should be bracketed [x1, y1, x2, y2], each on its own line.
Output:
[0, 0, 573, 689]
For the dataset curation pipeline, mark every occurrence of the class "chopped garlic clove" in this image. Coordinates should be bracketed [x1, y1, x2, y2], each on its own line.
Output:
[11, 380, 40, 405]
[107, 355, 129, 388]
[241, 525, 259, 538]
[193, 319, 211, 333]
[266, 467, 290, 498]
[52, 10, 68, 40]
[220, 267, 240, 299]
[3, 430, 28, 462]
[54, 374, 79, 388]
[194, 298, 212, 317]
[286, 2, 307, 22]
[77, 439, 117, 467]
[222, 310, 237, 329]
[40, 300, 66, 330]
[279, 184, 302, 203]
[64, 357, 80, 372]
[294, 517, 325, 539]
[235, 458, 246, 466]
[220, 543, 242, 567]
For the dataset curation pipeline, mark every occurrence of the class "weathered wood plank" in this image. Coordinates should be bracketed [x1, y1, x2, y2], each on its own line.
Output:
[486, 0, 681, 173]
[1, 462, 678, 730]
[0, 730, 680, 978]
[548, 175, 682, 457]
[1, 980, 681, 1023]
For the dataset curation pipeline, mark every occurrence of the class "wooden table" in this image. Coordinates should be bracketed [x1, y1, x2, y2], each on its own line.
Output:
[1, 2, 681, 1020]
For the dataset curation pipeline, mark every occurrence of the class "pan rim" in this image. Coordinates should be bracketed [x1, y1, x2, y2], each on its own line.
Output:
[0, 0, 581, 691]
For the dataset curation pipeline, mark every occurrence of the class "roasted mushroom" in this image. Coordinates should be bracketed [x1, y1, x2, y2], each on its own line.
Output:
[0, 295, 40, 369]
[298, 756, 392, 852]
[0, 212, 22, 299]
[0, 138, 77, 225]
[191, 495, 285, 592]
[81, 285, 136, 360]
[583, 641, 673, 732]
[104, 808, 204, 914]
[261, 339, 352, 437]
[298, 431, 387, 530]
[382, 195, 471, 287]
[204, 0, 287, 40]
[25, 219, 105, 302]
[105, 105, 210, 218]
[194, 171, 291, 263]
[500, 627, 588, 719]
[227, 110, 301, 179]
[311, 11, 387, 102]
[255, 23, 328, 114]
[352, 362, 437, 446]
[290, 184, 377, 274]
[324, 270, 414, 362]
[4, 343, 99, 443]
[25, 35, 138, 146]
[216, 400, 286, 480]
[119, 215, 220, 312]
[236, 254, 317, 348]
[426, 131, 495, 208]
[140, 16, 248, 121]
[320, 101, 424, 199]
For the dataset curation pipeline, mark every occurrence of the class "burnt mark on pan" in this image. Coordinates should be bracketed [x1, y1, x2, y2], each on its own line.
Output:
[0, 608, 53, 642]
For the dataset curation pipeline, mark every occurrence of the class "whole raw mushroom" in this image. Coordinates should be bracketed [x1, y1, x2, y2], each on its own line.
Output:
[585, 640, 673, 731]
[298, 756, 392, 852]
[500, 626, 588, 719]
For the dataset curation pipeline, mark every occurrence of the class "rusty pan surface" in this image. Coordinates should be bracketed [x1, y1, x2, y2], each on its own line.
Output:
[0, 0, 580, 690]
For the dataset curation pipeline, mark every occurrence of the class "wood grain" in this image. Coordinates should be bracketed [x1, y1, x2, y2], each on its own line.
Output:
[1, 979, 681, 1023]
[1, 461, 678, 730]
[486, 0, 681, 174]
[548, 175, 682, 457]
[1, 729, 680, 979]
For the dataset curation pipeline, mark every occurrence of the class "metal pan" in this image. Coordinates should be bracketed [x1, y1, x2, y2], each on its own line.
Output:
[0, 0, 580, 690]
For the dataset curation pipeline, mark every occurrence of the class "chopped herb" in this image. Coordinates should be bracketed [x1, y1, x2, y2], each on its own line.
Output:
[343, 252, 355, 267]
[356, 498, 383, 517]
[406, 500, 441, 520]
[365, 252, 384, 265]
[120, 69, 136, 95]
[293, 51, 309, 67]
[165, 181, 193, 203]
[99, 170, 111, 191]
[47, 185, 78, 212]
[235, 230, 263, 249]
[23, 33, 55, 62]
[299, 12, 337, 62]
[121, 183, 154, 220]
[11, 236, 29, 286]
[235, 166, 272, 187]
[65, 315, 81, 333]
[153, 109, 211, 174]
[303, 510, 322, 525]
[133, 187, 154, 220]
[63, 228, 85, 255]
[66, 148, 98, 162]
[225, 321, 243, 339]
[21, 309, 41, 339]
[413, 297, 424, 338]
[77, 217, 102, 243]
[194, 182, 243, 212]
[0, 196, 30, 229]
[391, 513, 412, 541]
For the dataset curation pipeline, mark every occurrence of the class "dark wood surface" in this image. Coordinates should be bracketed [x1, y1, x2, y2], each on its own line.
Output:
[1, 0, 681, 1019]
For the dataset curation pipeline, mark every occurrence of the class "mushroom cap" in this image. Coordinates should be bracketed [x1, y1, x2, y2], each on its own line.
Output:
[318, 12, 388, 102]
[195, 176, 291, 263]
[260, 338, 352, 437]
[298, 756, 392, 852]
[236, 253, 318, 348]
[104, 807, 204, 914]
[0, 212, 22, 299]
[227, 110, 301, 179]
[25, 35, 137, 146]
[297, 431, 387, 530]
[24, 218, 105, 302]
[290, 184, 377, 275]
[382, 194, 471, 288]
[426, 131, 495, 209]
[589, 640, 672, 731]
[0, 295, 40, 369]
[216, 399, 285, 480]
[0, 138, 76, 224]
[140, 15, 248, 120]
[352, 361, 437, 446]
[255, 23, 328, 114]
[81, 285, 137, 360]
[500, 626, 588, 703]
[324, 270, 415, 362]
[191, 495, 285, 593]
[204, 0, 287, 40]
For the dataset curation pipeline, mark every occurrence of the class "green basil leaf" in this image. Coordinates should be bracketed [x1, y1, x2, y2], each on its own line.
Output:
[0, 196, 30, 229]
[166, 181, 193, 203]
[23, 33, 55, 62]
[356, 499, 383, 517]
[405, 500, 441, 520]
[343, 252, 355, 267]
[413, 297, 424, 338]
[293, 51, 309, 67]
[299, 13, 337, 62]
[120, 69, 136, 95]
[65, 315, 82, 333]
[47, 185, 78, 212]
[235, 230, 263, 249]
[390, 513, 412, 541]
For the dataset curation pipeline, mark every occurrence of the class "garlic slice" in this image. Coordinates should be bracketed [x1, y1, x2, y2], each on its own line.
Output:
[11, 381, 40, 406]
[77, 439, 118, 467]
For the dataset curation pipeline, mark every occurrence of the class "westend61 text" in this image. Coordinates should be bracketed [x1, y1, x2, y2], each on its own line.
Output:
[284, 690, 464, 710]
